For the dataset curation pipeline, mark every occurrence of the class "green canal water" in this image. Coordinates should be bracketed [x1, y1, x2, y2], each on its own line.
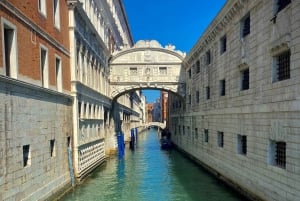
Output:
[60, 128, 248, 201]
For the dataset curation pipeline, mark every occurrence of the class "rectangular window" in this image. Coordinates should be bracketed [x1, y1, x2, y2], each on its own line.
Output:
[206, 50, 211, 65]
[38, 0, 47, 17]
[188, 94, 191, 104]
[2, 19, 18, 78]
[55, 56, 62, 92]
[67, 136, 71, 148]
[130, 67, 137, 75]
[196, 91, 200, 103]
[241, 68, 249, 90]
[204, 129, 209, 143]
[183, 126, 185, 135]
[276, 0, 291, 14]
[218, 131, 224, 148]
[206, 86, 210, 100]
[220, 79, 226, 96]
[159, 67, 167, 75]
[268, 140, 286, 169]
[23, 145, 30, 167]
[273, 50, 290, 82]
[241, 13, 250, 37]
[195, 128, 198, 139]
[53, 0, 60, 29]
[196, 60, 200, 73]
[50, 139, 55, 157]
[188, 69, 191, 79]
[220, 35, 227, 54]
[237, 135, 247, 155]
[40, 46, 49, 88]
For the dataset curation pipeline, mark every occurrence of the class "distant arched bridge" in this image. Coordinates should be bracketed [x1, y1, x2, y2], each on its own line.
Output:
[109, 40, 186, 100]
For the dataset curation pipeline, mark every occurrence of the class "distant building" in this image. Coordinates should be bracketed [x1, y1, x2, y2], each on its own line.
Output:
[146, 103, 154, 122]
[153, 98, 161, 122]
[160, 91, 168, 124]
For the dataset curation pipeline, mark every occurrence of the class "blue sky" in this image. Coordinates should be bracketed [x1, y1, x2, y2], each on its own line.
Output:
[123, 0, 226, 103]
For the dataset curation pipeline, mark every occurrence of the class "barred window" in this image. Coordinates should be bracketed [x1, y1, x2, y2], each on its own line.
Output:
[220, 35, 227, 54]
[237, 135, 247, 155]
[241, 68, 249, 90]
[273, 50, 290, 82]
[204, 129, 209, 143]
[218, 132, 224, 148]
[241, 13, 250, 37]
[269, 140, 286, 169]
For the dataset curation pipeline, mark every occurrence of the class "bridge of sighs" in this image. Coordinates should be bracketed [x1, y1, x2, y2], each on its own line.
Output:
[109, 40, 186, 100]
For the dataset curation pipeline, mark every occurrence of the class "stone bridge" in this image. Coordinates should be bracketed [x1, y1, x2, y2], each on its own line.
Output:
[109, 40, 186, 100]
[144, 121, 166, 129]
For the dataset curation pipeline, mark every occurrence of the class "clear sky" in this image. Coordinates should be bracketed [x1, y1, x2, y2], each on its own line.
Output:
[122, 0, 227, 103]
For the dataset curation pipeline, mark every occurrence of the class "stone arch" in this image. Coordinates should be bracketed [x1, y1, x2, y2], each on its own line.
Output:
[109, 40, 186, 100]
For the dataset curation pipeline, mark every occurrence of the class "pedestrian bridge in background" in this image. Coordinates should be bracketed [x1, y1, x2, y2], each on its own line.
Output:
[145, 121, 166, 129]
[109, 40, 186, 100]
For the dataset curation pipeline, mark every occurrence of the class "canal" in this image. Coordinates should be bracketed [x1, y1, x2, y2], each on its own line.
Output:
[60, 128, 248, 201]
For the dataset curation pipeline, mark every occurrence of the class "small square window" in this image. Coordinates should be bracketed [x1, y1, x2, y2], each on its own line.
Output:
[241, 13, 250, 37]
[50, 139, 55, 157]
[204, 129, 209, 143]
[220, 35, 227, 54]
[273, 50, 290, 82]
[218, 132, 224, 148]
[220, 79, 226, 96]
[268, 140, 286, 169]
[130, 67, 137, 75]
[241, 68, 249, 90]
[23, 145, 30, 167]
[159, 67, 167, 75]
[237, 134, 247, 155]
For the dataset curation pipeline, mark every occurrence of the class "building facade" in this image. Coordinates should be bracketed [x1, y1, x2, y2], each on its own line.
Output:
[0, 0, 144, 200]
[160, 91, 168, 124]
[0, 0, 73, 200]
[67, 0, 143, 179]
[169, 0, 300, 200]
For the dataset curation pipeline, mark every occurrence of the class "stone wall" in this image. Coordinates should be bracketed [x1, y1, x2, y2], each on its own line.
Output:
[0, 76, 73, 200]
[170, 1, 300, 201]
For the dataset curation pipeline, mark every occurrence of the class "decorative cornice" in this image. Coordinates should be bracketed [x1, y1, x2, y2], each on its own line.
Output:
[186, 0, 246, 64]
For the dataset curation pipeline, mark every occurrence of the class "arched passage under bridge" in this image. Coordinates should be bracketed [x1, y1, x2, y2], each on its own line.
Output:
[109, 40, 186, 101]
